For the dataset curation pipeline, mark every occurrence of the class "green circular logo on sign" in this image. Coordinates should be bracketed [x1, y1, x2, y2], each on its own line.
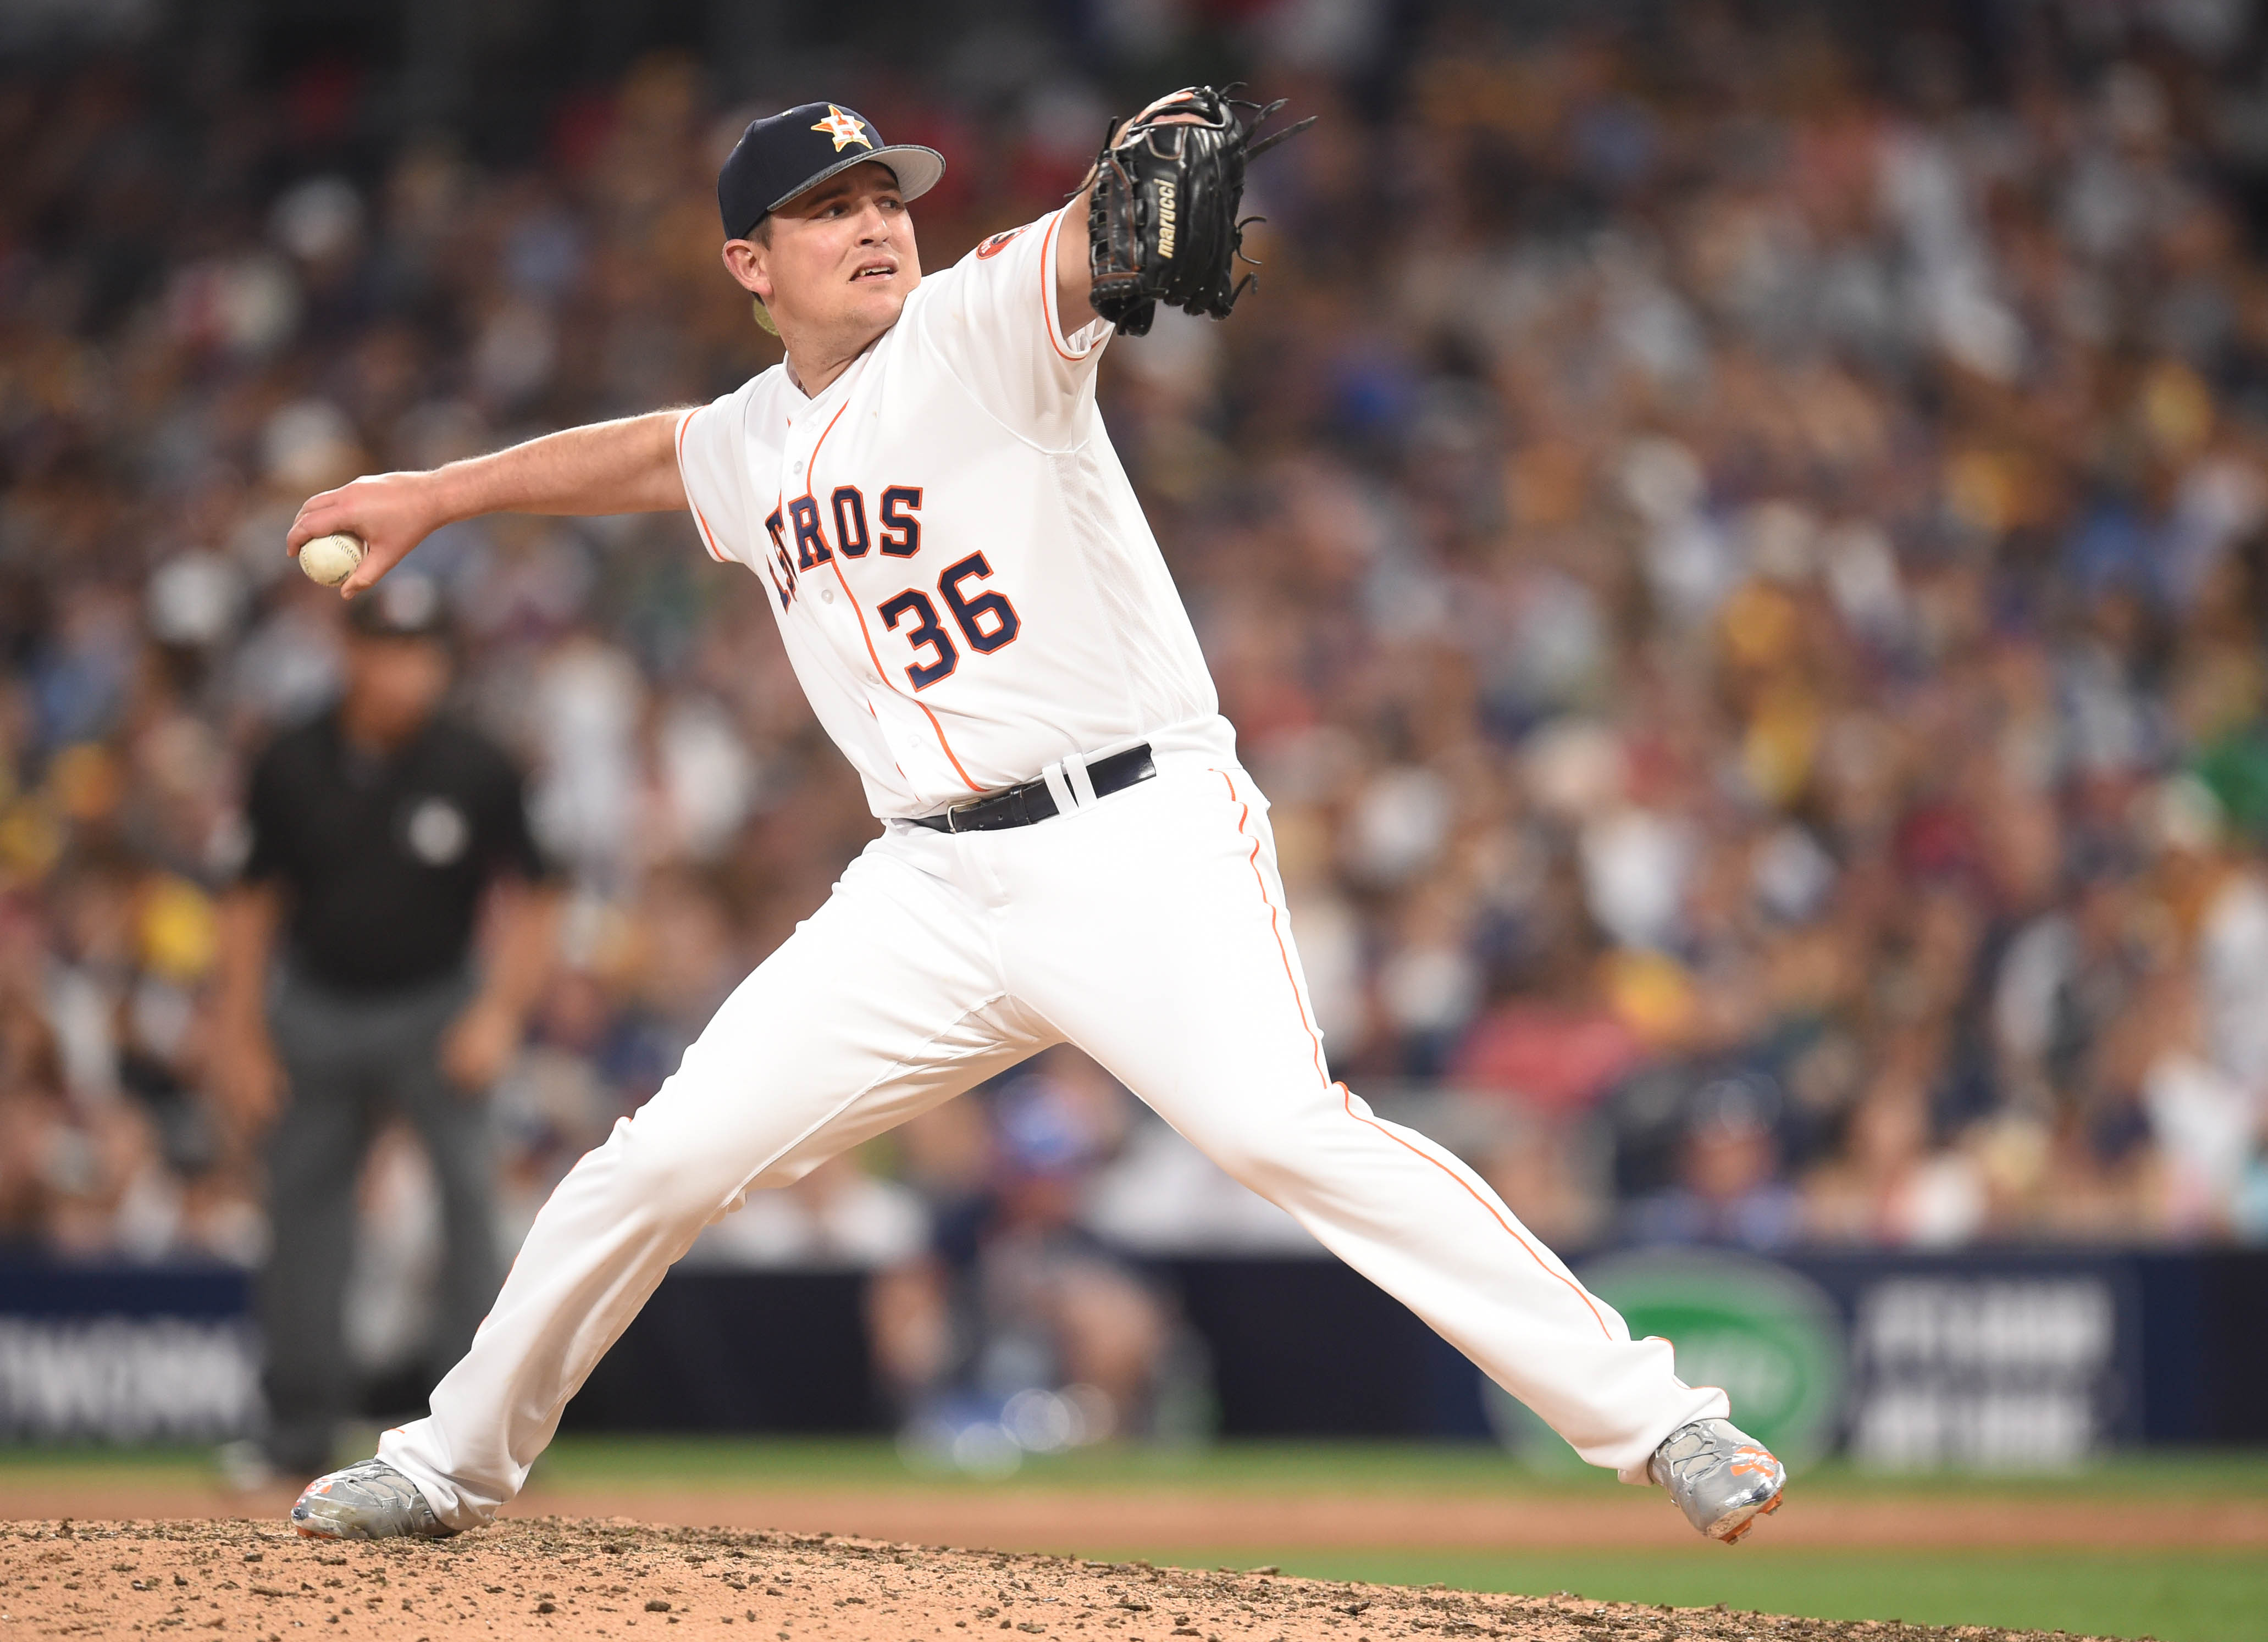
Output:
[1483, 1249, 1846, 1473]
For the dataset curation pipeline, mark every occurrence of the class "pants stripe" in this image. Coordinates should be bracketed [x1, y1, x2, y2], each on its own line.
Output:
[1214, 767, 1615, 1343]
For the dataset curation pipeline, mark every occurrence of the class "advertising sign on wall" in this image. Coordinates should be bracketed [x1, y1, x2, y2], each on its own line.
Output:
[1481, 1250, 2141, 1472]
[1843, 1272, 2123, 1468]
[0, 1267, 258, 1443]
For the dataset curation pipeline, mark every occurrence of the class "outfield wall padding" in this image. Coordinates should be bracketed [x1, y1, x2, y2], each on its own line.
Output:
[1, 1249, 2262, 1450]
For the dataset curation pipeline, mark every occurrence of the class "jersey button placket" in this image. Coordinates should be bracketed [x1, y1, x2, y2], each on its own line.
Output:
[777, 444, 807, 611]
[786, 441, 863, 673]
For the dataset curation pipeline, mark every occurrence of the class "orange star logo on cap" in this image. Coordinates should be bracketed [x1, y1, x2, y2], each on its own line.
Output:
[811, 106, 873, 152]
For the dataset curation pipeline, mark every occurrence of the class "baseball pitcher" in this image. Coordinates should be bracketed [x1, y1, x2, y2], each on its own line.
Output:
[283, 92, 1785, 1545]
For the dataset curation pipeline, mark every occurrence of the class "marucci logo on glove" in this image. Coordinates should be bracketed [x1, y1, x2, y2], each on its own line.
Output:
[1086, 85, 1314, 338]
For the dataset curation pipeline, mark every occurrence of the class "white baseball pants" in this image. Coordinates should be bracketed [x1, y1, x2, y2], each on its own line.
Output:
[380, 753, 1725, 1527]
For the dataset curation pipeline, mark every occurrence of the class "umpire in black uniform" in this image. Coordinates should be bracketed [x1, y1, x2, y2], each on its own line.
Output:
[213, 573, 558, 1477]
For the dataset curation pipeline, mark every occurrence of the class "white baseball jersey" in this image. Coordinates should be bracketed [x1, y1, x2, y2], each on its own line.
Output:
[673, 203, 1231, 817]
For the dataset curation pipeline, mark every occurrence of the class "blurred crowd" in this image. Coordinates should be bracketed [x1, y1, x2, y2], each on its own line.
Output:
[7, 0, 2268, 1371]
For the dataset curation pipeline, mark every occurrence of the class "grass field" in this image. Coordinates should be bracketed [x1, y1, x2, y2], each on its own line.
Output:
[1145, 1549, 2268, 1642]
[4, 1439, 2263, 1641]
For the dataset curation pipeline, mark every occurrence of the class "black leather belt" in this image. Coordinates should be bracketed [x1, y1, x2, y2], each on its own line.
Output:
[908, 744, 1155, 833]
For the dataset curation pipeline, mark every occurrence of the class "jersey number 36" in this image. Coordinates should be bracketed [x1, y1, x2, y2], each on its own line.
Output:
[879, 553, 1021, 689]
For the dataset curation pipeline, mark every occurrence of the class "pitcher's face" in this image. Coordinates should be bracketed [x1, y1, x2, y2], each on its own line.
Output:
[732, 163, 921, 341]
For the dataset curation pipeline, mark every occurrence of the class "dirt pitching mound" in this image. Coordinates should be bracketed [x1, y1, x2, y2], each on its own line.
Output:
[0, 1518, 2100, 1642]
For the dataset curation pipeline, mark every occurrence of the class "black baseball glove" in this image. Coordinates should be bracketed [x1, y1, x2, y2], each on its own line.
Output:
[1086, 86, 1315, 338]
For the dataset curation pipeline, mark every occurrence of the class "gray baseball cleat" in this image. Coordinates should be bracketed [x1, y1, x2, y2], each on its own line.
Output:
[290, 1458, 455, 1540]
[1648, 1418, 1786, 1544]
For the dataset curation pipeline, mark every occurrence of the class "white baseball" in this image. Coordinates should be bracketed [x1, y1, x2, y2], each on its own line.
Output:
[298, 531, 366, 587]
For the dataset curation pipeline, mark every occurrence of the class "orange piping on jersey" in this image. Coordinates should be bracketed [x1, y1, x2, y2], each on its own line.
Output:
[676, 410, 731, 564]
[1212, 767, 1616, 1343]
[802, 399, 982, 792]
[1039, 207, 1083, 364]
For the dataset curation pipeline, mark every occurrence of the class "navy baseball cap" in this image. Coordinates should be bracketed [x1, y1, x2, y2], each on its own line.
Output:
[717, 102, 945, 240]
